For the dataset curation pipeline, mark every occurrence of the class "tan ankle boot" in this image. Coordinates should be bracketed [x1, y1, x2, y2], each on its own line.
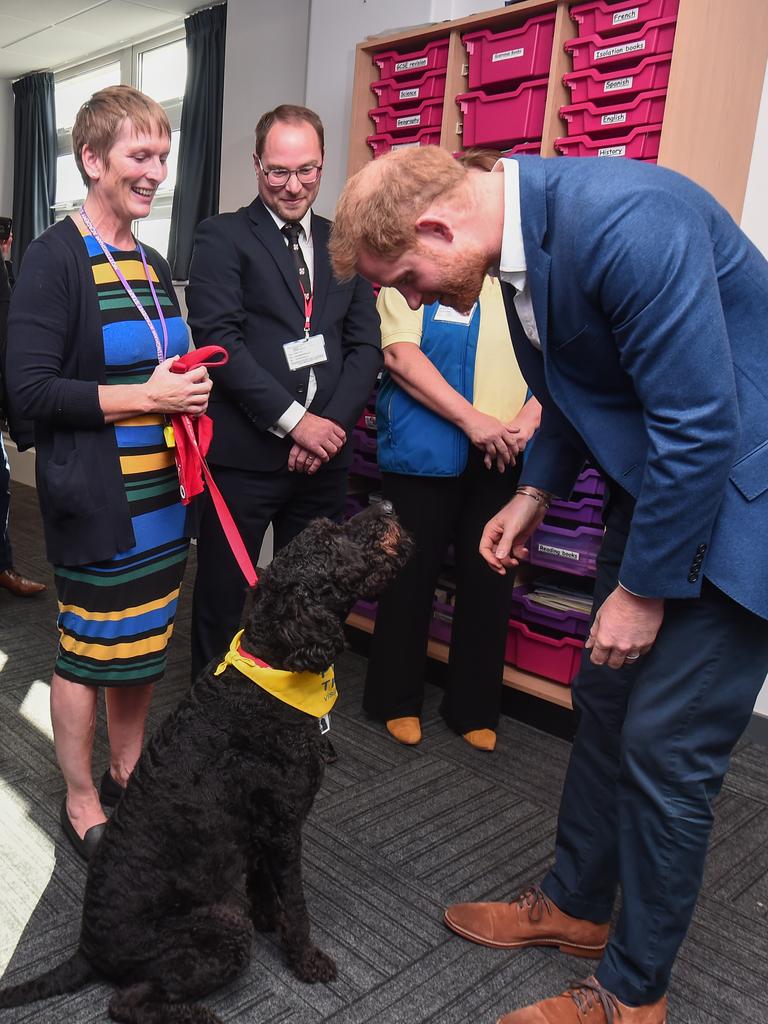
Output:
[444, 885, 609, 957]
[496, 976, 668, 1023]
[386, 716, 421, 745]
[462, 728, 496, 751]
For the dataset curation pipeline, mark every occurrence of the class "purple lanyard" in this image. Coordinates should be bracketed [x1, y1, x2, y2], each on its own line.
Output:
[79, 206, 169, 363]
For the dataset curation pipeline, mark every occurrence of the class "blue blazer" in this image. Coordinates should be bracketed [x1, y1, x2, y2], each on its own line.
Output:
[508, 156, 768, 620]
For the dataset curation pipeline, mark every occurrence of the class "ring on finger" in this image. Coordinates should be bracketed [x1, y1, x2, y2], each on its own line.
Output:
[625, 652, 640, 661]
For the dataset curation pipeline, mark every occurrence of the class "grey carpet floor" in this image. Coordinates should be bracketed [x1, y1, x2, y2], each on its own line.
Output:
[0, 482, 767, 1022]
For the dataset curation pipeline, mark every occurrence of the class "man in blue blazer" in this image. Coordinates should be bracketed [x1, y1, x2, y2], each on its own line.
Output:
[187, 106, 381, 680]
[331, 147, 768, 1023]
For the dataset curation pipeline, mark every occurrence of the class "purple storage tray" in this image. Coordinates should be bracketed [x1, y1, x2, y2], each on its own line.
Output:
[511, 585, 591, 639]
[428, 599, 454, 644]
[547, 495, 604, 526]
[351, 451, 381, 479]
[572, 467, 606, 497]
[529, 522, 603, 577]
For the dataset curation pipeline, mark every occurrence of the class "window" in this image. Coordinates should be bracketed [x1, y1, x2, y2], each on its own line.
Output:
[54, 30, 186, 260]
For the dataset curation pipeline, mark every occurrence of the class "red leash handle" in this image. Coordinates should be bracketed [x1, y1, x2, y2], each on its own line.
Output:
[170, 345, 259, 588]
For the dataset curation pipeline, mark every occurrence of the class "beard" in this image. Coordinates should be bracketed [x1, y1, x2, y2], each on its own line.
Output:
[418, 241, 488, 315]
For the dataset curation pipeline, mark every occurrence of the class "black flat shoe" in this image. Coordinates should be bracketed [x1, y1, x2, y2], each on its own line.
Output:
[60, 798, 106, 862]
[99, 769, 126, 808]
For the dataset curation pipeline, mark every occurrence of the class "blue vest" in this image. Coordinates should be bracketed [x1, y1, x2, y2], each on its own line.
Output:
[376, 301, 480, 477]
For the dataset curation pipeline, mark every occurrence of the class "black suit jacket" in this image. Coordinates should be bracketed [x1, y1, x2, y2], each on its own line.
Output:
[186, 197, 381, 471]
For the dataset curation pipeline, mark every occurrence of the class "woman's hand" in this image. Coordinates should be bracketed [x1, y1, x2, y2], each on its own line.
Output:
[462, 408, 521, 472]
[145, 357, 212, 416]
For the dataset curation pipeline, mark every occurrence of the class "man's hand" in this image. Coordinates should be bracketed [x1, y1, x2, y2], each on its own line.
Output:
[289, 412, 346, 463]
[1, 232, 12, 263]
[288, 442, 322, 474]
[479, 491, 549, 575]
[462, 409, 520, 472]
[585, 586, 664, 669]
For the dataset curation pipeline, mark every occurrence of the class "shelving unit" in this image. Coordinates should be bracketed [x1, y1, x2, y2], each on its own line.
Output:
[348, 0, 768, 219]
[344, 0, 768, 709]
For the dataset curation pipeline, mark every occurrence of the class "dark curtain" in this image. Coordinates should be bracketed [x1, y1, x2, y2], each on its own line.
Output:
[168, 3, 227, 280]
[11, 72, 56, 276]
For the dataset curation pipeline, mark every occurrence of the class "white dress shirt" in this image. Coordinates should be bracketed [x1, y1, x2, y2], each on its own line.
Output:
[264, 205, 317, 437]
[494, 158, 542, 349]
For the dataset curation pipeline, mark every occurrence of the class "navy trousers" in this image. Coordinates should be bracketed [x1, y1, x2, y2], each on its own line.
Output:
[0, 433, 12, 572]
[542, 489, 768, 1005]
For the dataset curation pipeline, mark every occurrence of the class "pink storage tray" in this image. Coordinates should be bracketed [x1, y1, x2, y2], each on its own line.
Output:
[546, 494, 604, 527]
[528, 522, 603, 577]
[502, 140, 542, 155]
[457, 78, 548, 148]
[366, 127, 441, 158]
[559, 88, 667, 136]
[463, 14, 556, 90]
[563, 53, 672, 103]
[356, 408, 377, 431]
[570, 0, 680, 38]
[374, 38, 450, 80]
[572, 467, 606, 497]
[511, 585, 592, 639]
[564, 17, 677, 73]
[504, 618, 584, 685]
[369, 96, 444, 135]
[555, 123, 662, 160]
[370, 68, 447, 107]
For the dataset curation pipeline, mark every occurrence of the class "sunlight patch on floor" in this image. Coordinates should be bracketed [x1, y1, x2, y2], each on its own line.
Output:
[18, 679, 53, 743]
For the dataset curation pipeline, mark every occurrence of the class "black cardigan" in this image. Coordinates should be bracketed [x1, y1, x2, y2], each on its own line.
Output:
[6, 217, 191, 566]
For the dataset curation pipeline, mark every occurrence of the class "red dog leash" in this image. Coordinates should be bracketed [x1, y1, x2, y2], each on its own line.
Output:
[169, 346, 258, 588]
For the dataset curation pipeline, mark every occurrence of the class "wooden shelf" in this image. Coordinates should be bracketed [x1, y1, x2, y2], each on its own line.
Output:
[346, 611, 574, 711]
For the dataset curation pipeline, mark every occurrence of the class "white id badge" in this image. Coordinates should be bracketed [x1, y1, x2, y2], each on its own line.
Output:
[283, 334, 327, 372]
[433, 303, 476, 325]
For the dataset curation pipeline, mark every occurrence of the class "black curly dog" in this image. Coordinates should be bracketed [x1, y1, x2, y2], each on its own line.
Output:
[0, 502, 412, 1023]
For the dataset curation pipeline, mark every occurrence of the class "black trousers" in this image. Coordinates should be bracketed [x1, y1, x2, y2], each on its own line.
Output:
[190, 461, 348, 680]
[542, 488, 768, 1005]
[363, 447, 520, 733]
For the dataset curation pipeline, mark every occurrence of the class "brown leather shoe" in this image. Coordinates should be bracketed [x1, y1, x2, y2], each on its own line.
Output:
[386, 716, 421, 745]
[462, 728, 496, 751]
[496, 976, 668, 1023]
[0, 568, 47, 597]
[444, 885, 609, 958]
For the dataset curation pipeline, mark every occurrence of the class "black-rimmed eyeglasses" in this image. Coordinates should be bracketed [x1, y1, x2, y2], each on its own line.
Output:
[257, 157, 322, 188]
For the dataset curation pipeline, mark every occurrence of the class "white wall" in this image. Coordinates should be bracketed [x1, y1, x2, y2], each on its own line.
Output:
[740, 61, 768, 717]
[219, 0, 312, 213]
[0, 79, 14, 221]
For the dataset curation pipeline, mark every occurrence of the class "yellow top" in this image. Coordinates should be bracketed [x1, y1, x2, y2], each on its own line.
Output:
[214, 629, 337, 718]
[376, 277, 529, 420]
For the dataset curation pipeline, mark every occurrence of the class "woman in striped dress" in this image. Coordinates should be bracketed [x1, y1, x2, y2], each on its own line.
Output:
[7, 86, 212, 860]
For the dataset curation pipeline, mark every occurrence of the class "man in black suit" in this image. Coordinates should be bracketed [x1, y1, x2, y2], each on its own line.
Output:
[186, 105, 381, 678]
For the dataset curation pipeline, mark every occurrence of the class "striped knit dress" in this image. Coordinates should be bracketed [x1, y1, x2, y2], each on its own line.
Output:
[54, 227, 190, 687]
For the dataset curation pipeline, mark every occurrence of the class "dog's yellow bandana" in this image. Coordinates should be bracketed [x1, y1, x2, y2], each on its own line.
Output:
[214, 629, 337, 719]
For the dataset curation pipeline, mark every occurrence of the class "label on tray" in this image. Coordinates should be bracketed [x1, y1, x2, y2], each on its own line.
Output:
[492, 46, 525, 63]
[392, 141, 421, 149]
[538, 544, 580, 562]
[396, 114, 421, 128]
[604, 75, 634, 92]
[613, 6, 640, 25]
[597, 144, 627, 156]
[395, 56, 429, 72]
[594, 39, 646, 61]
[601, 111, 628, 125]
[399, 87, 420, 99]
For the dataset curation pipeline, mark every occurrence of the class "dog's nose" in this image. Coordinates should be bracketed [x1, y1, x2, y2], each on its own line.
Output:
[379, 500, 394, 516]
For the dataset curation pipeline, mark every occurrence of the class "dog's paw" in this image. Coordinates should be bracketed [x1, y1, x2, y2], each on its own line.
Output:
[291, 946, 337, 983]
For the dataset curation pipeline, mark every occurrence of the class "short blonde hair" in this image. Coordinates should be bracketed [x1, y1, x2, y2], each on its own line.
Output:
[330, 146, 466, 281]
[72, 85, 171, 187]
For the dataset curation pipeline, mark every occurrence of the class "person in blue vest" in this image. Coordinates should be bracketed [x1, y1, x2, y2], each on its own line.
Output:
[363, 151, 541, 751]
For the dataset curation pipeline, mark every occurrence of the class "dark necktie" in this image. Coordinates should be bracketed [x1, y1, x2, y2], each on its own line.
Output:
[281, 222, 311, 299]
